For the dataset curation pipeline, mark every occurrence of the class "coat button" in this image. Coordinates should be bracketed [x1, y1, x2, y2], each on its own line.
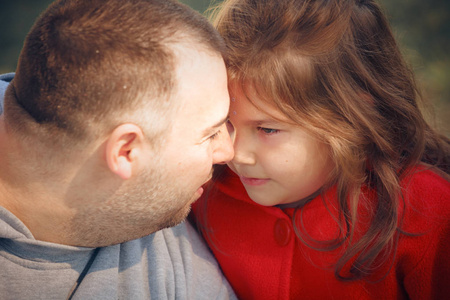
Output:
[274, 218, 292, 247]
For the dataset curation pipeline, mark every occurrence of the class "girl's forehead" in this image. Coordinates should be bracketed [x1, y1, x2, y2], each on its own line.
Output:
[230, 87, 295, 125]
[229, 81, 272, 106]
[229, 81, 321, 136]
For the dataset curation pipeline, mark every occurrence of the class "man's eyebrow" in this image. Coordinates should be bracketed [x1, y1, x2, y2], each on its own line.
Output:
[202, 115, 229, 136]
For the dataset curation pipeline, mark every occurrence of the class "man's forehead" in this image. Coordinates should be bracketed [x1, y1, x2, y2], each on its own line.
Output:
[161, 39, 228, 130]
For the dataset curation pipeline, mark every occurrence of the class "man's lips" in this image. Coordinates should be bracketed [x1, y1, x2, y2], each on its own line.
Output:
[239, 176, 270, 186]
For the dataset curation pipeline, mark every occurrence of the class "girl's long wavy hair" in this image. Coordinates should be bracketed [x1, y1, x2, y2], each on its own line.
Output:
[208, 0, 449, 281]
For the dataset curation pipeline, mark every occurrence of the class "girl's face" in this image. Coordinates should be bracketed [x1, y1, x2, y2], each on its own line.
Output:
[227, 85, 334, 206]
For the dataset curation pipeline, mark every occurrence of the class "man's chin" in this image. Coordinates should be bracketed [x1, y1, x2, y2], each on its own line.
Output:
[157, 204, 192, 231]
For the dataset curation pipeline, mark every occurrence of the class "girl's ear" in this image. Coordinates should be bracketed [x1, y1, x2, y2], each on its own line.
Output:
[105, 123, 145, 180]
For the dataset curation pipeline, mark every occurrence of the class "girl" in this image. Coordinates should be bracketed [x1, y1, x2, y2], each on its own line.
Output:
[192, 0, 450, 299]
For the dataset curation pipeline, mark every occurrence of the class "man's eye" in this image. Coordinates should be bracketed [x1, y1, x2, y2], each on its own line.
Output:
[209, 130, 220, 140]
[257, 127, 279, 134]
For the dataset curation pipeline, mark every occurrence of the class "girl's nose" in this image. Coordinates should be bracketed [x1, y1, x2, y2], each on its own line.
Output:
[232, 132, 256, 165]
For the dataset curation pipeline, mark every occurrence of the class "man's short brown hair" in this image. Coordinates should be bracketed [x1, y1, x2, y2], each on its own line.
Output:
[6, 0, 225, 144]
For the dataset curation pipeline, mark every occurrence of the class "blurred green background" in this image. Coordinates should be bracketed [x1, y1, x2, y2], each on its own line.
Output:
[0, 0, 448, 135]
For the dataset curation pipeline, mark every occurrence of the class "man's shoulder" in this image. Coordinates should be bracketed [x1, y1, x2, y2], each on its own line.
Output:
[0, 73, 14, 83]
[0, 72, 15, 114]
[118, 221, 236, 299]
[125, 221, 217, 262]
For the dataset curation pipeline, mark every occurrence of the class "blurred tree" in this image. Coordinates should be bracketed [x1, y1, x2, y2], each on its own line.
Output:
[180, 0, 214, 12]
[379, 0, 449, 60]
[0, 0, 448, 133]
[0, 0, 54, 73]
[379, 0, 449, 135]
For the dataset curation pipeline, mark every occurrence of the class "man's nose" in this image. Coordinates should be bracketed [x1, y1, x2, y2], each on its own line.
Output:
[212, 123, 234, 165]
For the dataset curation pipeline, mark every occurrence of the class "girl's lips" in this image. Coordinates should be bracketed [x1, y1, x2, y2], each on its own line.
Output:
[240, 176, 270, 186]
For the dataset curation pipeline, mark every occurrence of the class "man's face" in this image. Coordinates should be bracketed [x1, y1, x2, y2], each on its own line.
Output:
[73, 46, 233, 246]
[145, 46, 234, 227]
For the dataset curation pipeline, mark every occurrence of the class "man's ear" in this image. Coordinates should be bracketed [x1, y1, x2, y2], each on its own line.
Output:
[105, 123, 145, 180]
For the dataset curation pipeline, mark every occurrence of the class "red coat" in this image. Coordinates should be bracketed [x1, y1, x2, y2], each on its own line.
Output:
[192, 166, 450, 299]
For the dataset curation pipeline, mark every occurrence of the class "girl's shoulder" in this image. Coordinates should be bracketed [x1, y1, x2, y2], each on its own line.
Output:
[402, 165, 449, 200]
[400, 165, 450, 230]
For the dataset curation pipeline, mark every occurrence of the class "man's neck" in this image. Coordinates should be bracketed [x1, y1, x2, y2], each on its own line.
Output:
[0, 124, 76, 245]
[0, 172, 75, 244]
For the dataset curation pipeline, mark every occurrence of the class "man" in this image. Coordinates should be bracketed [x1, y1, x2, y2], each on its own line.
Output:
[0, 0, 236, 298]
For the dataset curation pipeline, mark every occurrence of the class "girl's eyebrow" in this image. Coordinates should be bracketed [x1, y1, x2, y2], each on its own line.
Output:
[253, 119, 277, 125]
[247, 116, 298, 128]
[248, 117, 285, 126]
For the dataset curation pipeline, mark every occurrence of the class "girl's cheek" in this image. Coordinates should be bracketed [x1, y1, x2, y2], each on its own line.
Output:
[258, 131, 286, 146]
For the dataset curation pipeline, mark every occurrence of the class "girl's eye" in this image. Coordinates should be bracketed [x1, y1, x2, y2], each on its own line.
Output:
[257, 127, 279, 134]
